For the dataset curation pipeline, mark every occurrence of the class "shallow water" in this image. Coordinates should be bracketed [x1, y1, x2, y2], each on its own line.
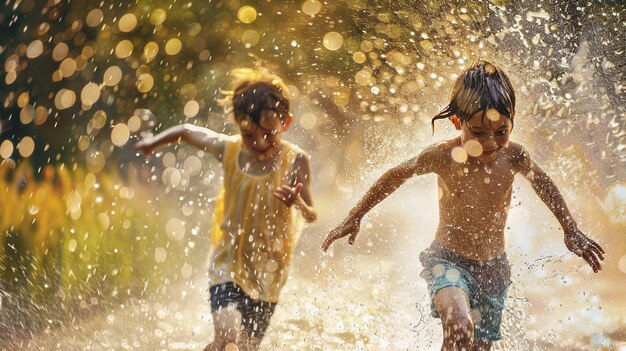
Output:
[7, 182, 625, 350]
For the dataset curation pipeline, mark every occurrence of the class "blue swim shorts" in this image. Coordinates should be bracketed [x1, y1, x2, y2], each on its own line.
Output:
[419, 244, 511, 341]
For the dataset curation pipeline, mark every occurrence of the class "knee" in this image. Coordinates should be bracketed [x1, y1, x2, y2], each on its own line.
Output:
[216, 326, 240, 344]
[443, 314, 474, 348]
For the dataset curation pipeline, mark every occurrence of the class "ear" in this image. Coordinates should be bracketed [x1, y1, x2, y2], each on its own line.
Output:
[451, 115, 461, 130]
[281, 114, 293, 131]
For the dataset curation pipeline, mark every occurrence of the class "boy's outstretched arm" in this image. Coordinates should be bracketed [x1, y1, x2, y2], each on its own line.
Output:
[322, 147, 441, 251]
[135, 123, 227, 162]
[274, 153, 317, 223]
[517, 148, 605, 272]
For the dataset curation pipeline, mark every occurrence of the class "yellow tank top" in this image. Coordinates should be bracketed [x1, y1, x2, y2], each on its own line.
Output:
[209, 136, 304, 302]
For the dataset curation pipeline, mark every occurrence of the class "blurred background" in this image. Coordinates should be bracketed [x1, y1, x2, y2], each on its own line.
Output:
[0, 0, 624, 350]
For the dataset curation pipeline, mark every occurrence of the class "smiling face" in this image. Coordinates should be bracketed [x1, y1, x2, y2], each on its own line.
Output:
[237, 108, 292, 160]
[454, 108, 513, 163]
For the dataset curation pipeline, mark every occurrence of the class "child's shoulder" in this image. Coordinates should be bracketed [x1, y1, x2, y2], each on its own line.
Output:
[504, 140, 529, 160]
[281, 139, 310, 157]
[422, 138, 459, 157]
[503, 141, 532, 173]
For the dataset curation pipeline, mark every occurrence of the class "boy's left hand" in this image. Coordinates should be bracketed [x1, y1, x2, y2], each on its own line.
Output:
[273, 183, 303, 207]
[564, 229, 605, 273]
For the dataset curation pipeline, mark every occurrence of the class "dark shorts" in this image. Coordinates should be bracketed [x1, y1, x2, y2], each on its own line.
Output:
[419, 243, 512, 341]
[209, 281, 277, 341]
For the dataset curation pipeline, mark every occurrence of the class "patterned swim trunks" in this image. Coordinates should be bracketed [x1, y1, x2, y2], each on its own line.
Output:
[419, 242, 511, 341]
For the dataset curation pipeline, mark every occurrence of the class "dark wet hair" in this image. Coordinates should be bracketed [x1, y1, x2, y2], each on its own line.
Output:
[232, 78, 290, 126]
[431, 60, 515, 132]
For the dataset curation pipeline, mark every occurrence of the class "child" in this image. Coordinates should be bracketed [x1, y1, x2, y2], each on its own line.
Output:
[136, 68, 317, 351]
[322, 60, 604, 350]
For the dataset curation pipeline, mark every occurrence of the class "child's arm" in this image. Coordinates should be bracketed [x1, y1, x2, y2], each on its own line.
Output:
[517, 147, 605, 272]
[135, 123, 227, 162]
[322, 146, 441, 251]
[273, 153, 317, 223]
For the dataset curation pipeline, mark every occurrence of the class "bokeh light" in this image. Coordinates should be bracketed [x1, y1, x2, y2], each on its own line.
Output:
[136, 73, 154, 93]
[323, 32, 343, 50]
[150, 9, 167, 25]
[165, 38, 183, 55]
[184, 100, 200, 118]
[450, 146, 468, 163]
[237, 6, 257, 24]
[111, 123, 130, 146]
[0, 140, 13, 159]
[115, 40, 134, 58]
[464, 140, 483, 157]
[54, 89, 77, 110]
[103, 66, 123, 86]
[26, 40, 44, 58]
[302, 0, 322, 16]
[80, 82, 101, 106]
[17, 136, 35, 157]
[118, 13, 138, 32]
[86, 8, 104, 27]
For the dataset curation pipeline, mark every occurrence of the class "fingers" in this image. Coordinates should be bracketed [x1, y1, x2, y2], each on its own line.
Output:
[293, 183, 303, 196]
[348, 230, 358, 245]
[322, 227, 348, 251]
[582, 250, 602, 273]
[321, 232, 339, 252]
[272, 190, 290, 205]
[588, 239, 605, 256]
[322, 221, 360, 251]
[273, 184, 303, 206]
[573, 241, 603, 273]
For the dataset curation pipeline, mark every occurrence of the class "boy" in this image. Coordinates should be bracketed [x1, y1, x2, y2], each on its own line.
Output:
[322, 60, 604, 350]
[136, 69, 317, 351]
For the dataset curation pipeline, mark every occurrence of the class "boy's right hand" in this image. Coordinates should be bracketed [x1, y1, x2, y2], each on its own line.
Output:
[321, 217, 361, 251]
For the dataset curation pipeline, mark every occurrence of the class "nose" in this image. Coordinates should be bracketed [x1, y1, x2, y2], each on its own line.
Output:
[253, 135, 270, 148]
[480, 134, 498, 149]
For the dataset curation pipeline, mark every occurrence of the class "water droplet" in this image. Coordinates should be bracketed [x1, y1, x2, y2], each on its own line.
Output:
[154, 247, 167, 263]
[166, 218, 186, 241]
[450, 146, 468, 163]
[464, 140, 483, 157]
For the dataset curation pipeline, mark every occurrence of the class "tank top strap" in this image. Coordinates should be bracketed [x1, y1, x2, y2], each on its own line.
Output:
[222, 135, 242, 175]
[278, 140, 304, 180]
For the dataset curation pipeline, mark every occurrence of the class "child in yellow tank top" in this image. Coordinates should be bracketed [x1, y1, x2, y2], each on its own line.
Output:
[136, 68, 317, 351]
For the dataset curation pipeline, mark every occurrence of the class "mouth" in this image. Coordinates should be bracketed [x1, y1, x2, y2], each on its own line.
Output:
[482, 148, 498, 157]
[249, 146, 274, 158]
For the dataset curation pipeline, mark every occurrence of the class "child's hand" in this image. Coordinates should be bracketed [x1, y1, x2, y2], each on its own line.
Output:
[273, 183, 303, 207]
[135, 138, 156, 157]
[321, 217, 361, 251]
[564, 229, 605, 273]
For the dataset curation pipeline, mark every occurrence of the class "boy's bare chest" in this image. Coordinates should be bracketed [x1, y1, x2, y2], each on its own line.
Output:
[440, 162, 515, 200]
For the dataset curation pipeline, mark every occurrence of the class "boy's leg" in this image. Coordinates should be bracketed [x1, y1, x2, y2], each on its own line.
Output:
[239, 299, 277, 351]
[434, 286, 474, 351]
[203, 308, 243, 351]
[470, 338, 492, 351]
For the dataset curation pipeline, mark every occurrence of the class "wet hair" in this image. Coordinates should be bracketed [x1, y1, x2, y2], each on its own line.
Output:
[431, 60, 516, 132]
[228, 68, 290, 127]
